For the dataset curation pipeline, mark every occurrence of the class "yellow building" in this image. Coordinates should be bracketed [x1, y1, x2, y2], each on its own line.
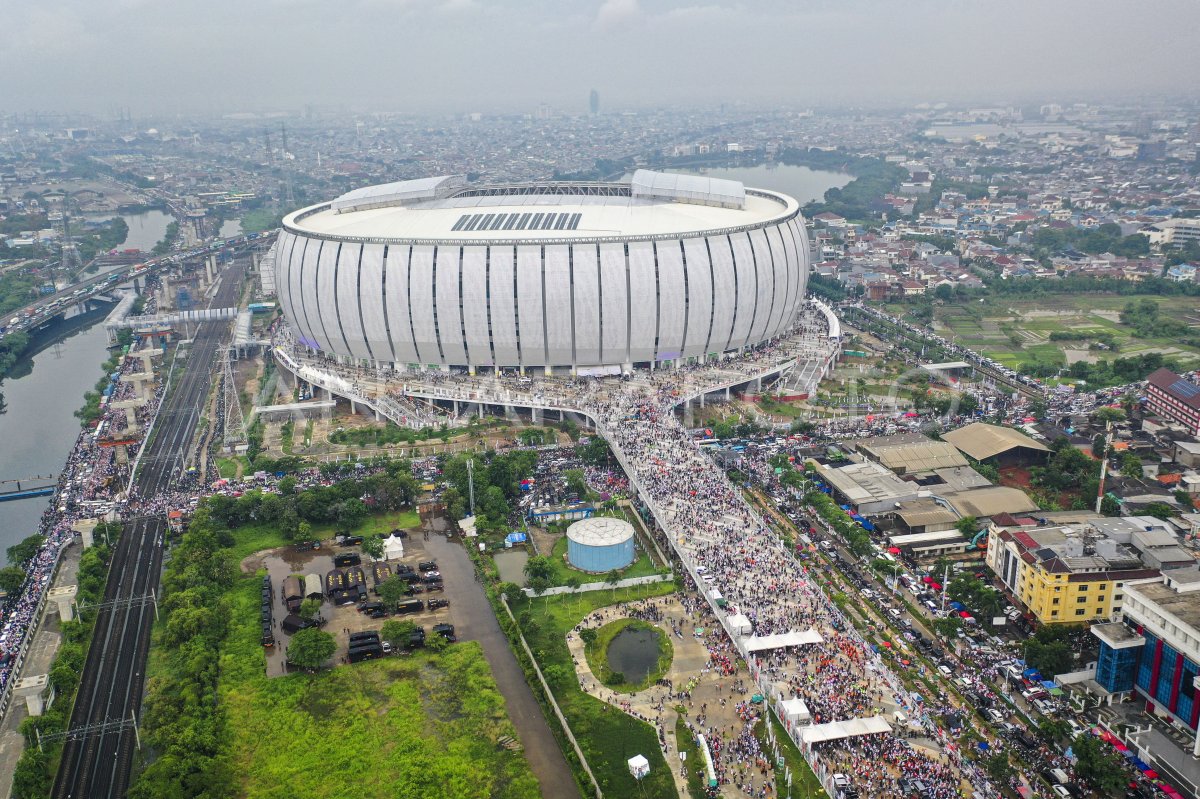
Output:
[987, 520, 1158, 625]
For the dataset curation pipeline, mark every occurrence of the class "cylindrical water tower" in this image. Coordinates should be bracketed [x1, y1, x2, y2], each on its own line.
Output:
[566, 517, 635, 573]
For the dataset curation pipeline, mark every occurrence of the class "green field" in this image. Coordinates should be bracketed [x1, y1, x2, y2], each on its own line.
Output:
[930, 294, 1200, 375]
[221, 577, 539, 799]
[511, 582, 679, 798]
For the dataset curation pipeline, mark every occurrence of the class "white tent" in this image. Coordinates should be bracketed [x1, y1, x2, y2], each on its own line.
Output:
[744, 630, 824, 652]
[627, 754, 649, 780]
[798, 716, 892, 744]
[726, 613, 752, 637]
[780, 697, 811, 726]
[383, 536, 405, 561]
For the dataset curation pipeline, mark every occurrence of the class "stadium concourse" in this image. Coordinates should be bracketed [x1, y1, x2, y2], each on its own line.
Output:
[269, 308, 988, 798]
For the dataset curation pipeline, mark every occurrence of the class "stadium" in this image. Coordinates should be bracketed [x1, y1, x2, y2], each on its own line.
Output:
[276, 170, 809, 374]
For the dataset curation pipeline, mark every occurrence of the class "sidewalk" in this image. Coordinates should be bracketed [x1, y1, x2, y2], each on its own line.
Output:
[565, 596, 766, 799]
[0, 539, 82, 799]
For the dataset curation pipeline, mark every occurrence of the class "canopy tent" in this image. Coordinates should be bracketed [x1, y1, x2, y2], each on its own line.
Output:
[726, 613, 753, 637]
[798, 716, 892, 745]
[627, 754, 650, 780]
[383, 536, 405, 561]
[780, 697, 812, 725]
[744, 630, 824, 652]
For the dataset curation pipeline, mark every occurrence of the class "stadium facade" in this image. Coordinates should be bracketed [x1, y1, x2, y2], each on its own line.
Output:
[276, 170, 810, 374]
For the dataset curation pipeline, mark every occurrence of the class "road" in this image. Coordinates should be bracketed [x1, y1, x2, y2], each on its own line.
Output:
[423, 533, 581, 798]
[52, 260, 246, 799]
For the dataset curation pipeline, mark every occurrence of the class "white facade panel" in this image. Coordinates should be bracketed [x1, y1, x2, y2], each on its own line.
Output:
[626, 241, 657, 363]
[297, 239, 325, 350]
[598, 243, 628, 365]
[408, 245, 438, 364]
[681, 237, 713, 358]
[654, 240, 687, 362]
[764, 225, 789, 338]
[727, 233, 756, 351]
[542, 245, 573, 365]
[747, 228, 775, 345]
[515, 246, 545, 367]
[334, 244, 371, 361]
[435, 246, 468, 365]
[358, 244, 392, 364]
[708, 236, 737, 353]
[571, 245, 601, 366]
[460, 246, 490, 366]
[384, 246, 420, 365]
[277, 233, 302, 343]
[792, 217, 811, 301]
[488, 246, 519, 367]
[314, 241, 343, 354]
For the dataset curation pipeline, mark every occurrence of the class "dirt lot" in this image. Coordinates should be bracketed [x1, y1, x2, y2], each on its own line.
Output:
[241, 530, 456, 676]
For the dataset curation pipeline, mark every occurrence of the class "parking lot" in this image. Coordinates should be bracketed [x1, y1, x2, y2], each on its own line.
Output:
[242, 532, 457, 676]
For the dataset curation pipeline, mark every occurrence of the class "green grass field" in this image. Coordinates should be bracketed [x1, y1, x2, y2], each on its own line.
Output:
[547, 534, 663, 586]
[512, 582, 678, 798]
[220, 572, 539, 799]
[931, 294, 1200, 373]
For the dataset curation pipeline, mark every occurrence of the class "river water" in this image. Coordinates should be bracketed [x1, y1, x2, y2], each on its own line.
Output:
[624, 163, 851, 205]
[0, 322, 111, 564]
[84, 209, 173, 253]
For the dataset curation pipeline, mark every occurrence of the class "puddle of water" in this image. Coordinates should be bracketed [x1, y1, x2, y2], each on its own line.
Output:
[606, 625, 661, 684]
[493, 549, 529, 586]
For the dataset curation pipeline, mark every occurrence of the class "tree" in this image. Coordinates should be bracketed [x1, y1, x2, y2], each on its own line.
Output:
[605, 569, 621, 598]
[1025, 638, 1072, 676]
[298, 597, 322, 620]
[0, 566, 26, 594]
[6, 534, 44, 568]
[1121, 452, 1144, 480]
[498, 581, 523, 606]
[1038, 717, 1071, 743]
[426, 632, 450, 652]
[954, 516, 979, 537]
[1072, 732, 1128, 794]
[528, 576, 551, 610]
[563, 575, 582, 608]
[523, 555, 554, 583]
[578, 436, 610, 466]
[377, 575, 411, 611]
[381, 619, 417, 649]
[983, 753, 1014, 784]
[579, 627, 598, 648]
[1094, 406, 1126, 425]
[286, 628, 335, 670]
[563, 469, 589, 500]
[360, 535, 384, 560]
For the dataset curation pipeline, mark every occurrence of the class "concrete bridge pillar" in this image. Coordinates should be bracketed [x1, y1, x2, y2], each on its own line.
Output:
[72, 518, 99, 549]
[14, 675, 54, 717]
[725, 387, 731, 401]
[47, 585, 78, 624]
[532, 407, 542, 424]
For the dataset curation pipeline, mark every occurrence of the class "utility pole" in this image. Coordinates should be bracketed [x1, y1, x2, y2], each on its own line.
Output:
[1095, 419, 1114, 515]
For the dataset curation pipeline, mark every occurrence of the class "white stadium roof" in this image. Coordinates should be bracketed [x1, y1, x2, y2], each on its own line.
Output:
[286, 170, 796, 244]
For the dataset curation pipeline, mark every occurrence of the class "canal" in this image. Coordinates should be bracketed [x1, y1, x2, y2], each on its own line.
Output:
[0, 320, 111, 564]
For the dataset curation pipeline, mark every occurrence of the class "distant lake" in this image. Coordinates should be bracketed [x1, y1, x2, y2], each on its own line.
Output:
[625, 164, 852, 205]
[84, 209, 173, 252]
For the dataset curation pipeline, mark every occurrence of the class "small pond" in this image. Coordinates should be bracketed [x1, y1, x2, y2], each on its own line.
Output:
[606, 625, 662, 684]
[493, 549, 529, 586]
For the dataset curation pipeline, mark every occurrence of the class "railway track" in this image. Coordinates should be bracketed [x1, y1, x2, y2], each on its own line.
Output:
[52, 262, 246, 799]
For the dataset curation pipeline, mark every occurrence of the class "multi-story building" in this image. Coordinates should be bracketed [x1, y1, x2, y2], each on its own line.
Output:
[1145, 368, 1200, 437]
[1092, 569, 1200, 752]
[987, 519, 1159, 624]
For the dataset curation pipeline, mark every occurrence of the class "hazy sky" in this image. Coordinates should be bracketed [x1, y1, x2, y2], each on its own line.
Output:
[2, 0, 1198, 115]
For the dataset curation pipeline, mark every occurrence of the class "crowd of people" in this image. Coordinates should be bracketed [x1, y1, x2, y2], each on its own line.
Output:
[0, 337, 171, 706]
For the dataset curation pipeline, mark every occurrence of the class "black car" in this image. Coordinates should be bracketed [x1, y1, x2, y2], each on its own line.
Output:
[294, 540, 320, 551]
[432, 623, 456, 642]
[420, 574, 443, 584]
[337, 535, 364, 546]
[426, 598, 450, 610]
[408, 627, 426, 648]
[423, 580, 444, 592]
[358, 601, 384, 614]
[349, 631, 380, 644]
[334, 553, 362, 567]
[418, 560, 438, 572]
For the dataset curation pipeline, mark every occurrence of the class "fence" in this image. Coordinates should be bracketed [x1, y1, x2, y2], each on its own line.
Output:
[521, 572, 673, 598]
[497, 595, 603, 799]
